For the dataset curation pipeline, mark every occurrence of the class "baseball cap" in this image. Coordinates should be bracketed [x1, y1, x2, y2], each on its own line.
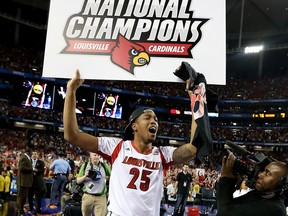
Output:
[123, 107, 154, 141]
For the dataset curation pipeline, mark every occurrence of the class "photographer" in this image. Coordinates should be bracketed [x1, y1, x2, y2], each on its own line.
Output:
[217, 151, 287, 216]
[76, 152, 111, 216]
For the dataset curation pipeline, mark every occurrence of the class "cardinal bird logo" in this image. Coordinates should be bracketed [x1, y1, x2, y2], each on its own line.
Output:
[111, 34, 150, 74]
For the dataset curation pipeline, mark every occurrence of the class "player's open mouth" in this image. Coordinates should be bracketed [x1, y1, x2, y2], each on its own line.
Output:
[148, 126, 157, 134]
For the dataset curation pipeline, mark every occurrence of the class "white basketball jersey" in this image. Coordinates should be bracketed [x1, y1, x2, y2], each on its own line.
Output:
[98, 137, 176, 216]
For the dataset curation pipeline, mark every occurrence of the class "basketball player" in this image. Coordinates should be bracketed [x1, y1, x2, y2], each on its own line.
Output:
[63, 70, 206, 216]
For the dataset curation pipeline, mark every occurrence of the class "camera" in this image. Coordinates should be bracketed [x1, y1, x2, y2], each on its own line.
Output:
[88, 170, 97, 180]
[216, 141, 273, 189]
[88, 170, 102, 181]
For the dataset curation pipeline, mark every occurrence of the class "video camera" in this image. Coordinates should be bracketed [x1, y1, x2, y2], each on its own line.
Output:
[216, 141, 273, 189]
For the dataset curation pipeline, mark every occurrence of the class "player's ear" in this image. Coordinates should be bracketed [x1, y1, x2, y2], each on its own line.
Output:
[131, 122, 137, 132]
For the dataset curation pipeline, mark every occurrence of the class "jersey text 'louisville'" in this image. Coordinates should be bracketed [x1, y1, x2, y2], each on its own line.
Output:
[98, 137, 175, 216]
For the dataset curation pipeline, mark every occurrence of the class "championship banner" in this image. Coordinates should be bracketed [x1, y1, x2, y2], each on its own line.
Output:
[43, 0, 226, 85]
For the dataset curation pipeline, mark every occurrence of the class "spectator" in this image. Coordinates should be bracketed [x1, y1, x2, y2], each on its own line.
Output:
[173, 164, 193, 216]
[166, 179, 177, 204]
[66, 153, 75, 175]
[16, 150, 33, 216]
[60, 173, 77, 214]
[49, 152, 71, 208]
[0, 169, 4, 200]
[233, 176, 252, 198]
[1, 170, 10, 201]
[28, 150, 47, 214]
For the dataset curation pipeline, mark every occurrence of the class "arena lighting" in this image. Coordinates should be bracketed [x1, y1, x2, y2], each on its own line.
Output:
[99, 133, 122, 137]
[244, 45, 263, 53]
[14, 122, 46, 130]
[59, 126, 84, 133]
[265, 114, 275, 118]
[183, 110, 219, 117]
[34, 124, 45, 129]
[170, 109, 181, 115]
[208, 112, 219, 117]
[169, 140, 186, 146]
[15, 122, 25, 126]
[184, 110, 192, 115]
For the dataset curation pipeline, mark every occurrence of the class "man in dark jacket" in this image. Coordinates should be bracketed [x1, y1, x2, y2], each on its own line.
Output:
[28, 150, 47, 214]
[173, 164, 192, 216]
[66, 153, 75, 175]
[217, 151, 287, 216]
[16, 150, 33, 216]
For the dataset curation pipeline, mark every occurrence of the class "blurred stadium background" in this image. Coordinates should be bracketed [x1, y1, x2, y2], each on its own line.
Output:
[0, 0, 287, 156]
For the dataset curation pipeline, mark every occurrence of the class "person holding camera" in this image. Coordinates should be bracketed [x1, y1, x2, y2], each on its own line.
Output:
[217, 151, 287, 216]
[76, 152, 111, 216]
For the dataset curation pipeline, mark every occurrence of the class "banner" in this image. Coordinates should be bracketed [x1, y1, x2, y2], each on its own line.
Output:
[43, 0, 226, 84]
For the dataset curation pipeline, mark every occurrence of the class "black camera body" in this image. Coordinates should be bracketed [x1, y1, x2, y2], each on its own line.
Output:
[216, 141, 273, 189]
[88, 170, 102, 181]
[88, 170, 97, 180]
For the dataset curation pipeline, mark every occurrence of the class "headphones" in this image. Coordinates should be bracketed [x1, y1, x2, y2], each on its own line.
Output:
[279, 176, 288, 186]
[277, 163, 288, 196]
[278, 176, 288, 196]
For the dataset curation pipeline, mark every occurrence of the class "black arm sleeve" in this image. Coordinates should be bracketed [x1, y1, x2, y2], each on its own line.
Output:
[216, 177, 237, 216]
[36, 160, 45, 175]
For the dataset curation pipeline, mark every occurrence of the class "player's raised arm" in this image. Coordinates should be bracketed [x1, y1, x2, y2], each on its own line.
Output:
[172, 62, 214, 164]
[172, 87, 198, 164]
[63, 69, 99, 152]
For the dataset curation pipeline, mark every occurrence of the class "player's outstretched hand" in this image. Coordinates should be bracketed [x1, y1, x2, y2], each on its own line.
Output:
[67, 69, 84, 91]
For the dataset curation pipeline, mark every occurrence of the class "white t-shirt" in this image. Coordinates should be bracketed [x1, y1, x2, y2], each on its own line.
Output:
[98, 137, 176, 216]
[233, 188, 252, 198]
[166, 183, 177, 201]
